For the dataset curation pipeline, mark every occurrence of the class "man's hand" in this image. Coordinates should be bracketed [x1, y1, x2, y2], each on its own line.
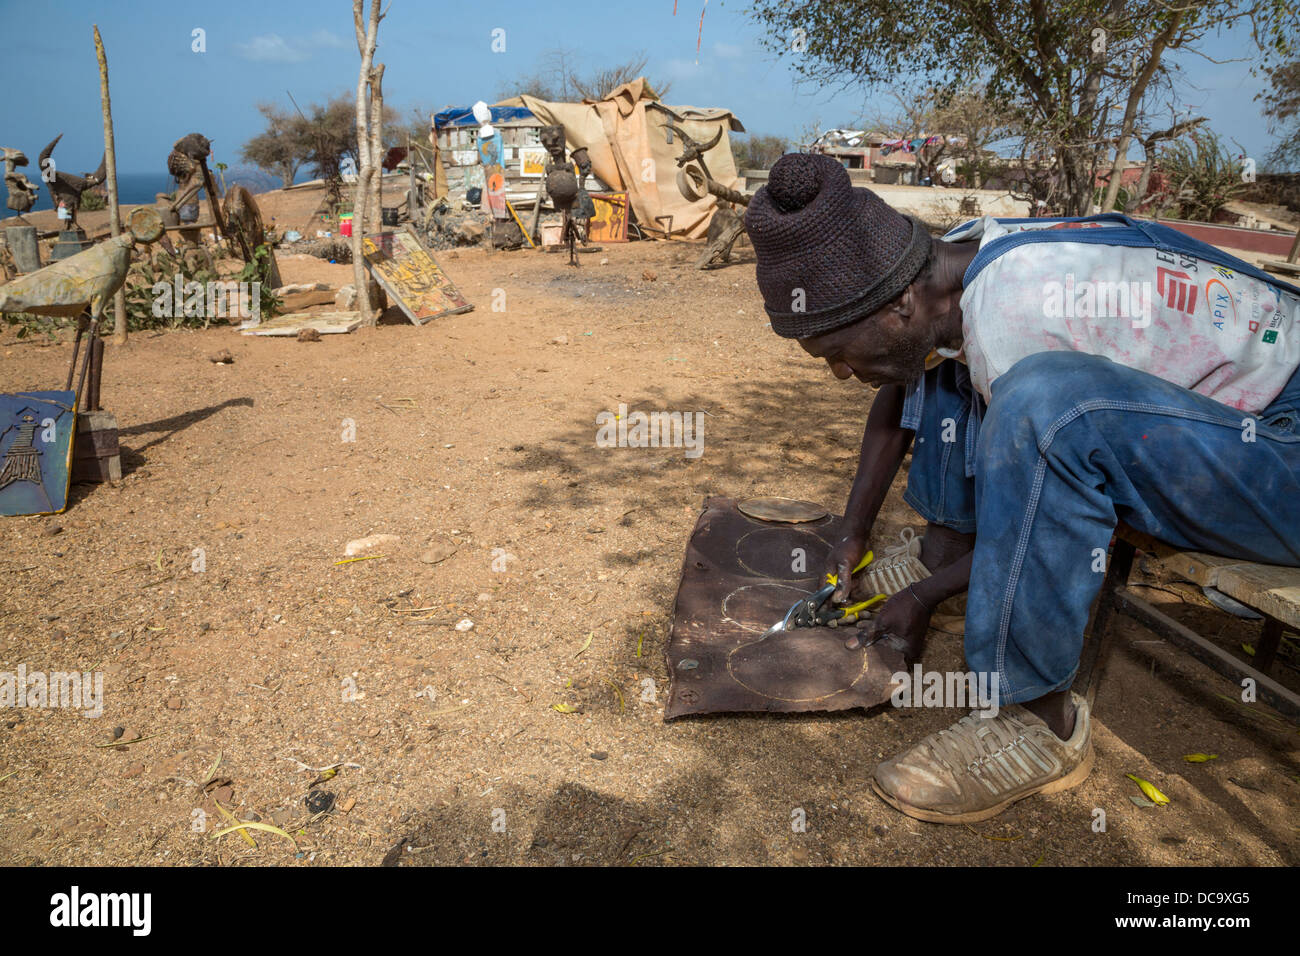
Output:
[824, 533, 868, 603]
[845, 586, 931, 662]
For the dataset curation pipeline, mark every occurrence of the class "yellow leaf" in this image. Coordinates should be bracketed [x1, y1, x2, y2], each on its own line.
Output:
[1126, 773, 1170, 806]
[210, 820, 297, 848]
[199, 750, 223, 787]
[213, 802, 256, 848]
[552, 703, 580, 713]
[574, 632, 594, 658]
[1241, 643, 1255, 656]
[603, 678, 625, 713]
[1183, 753, 1219, 763]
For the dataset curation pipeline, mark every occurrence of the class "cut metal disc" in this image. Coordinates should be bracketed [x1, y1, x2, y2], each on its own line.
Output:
[737, 496, 828, 524]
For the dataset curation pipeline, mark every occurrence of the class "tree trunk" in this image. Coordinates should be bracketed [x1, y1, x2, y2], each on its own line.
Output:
[351, 0, 383, 321]
[1100, 11, 1185, 213]
[368, 63, 385, 240]
[93, 26, 128, 346]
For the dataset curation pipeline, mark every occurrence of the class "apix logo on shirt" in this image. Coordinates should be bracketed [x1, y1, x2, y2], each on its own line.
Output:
[1205, 277, 1238, 331]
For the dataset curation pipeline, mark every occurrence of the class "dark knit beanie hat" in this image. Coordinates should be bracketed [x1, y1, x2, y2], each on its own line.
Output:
[745, 152, 932, 339]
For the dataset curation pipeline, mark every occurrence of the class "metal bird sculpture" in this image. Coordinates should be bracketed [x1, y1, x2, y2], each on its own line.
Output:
[37, 134, 106, 229]
[0, 206, 166, 406]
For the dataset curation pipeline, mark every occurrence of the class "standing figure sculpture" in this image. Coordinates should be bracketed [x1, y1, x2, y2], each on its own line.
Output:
[539, 126, 587, 267]
[165, 133, 216, 269]
[167, 133, 212, 223]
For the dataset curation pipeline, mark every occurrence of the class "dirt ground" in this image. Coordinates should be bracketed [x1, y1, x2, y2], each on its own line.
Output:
[1, 207, 1298, 866]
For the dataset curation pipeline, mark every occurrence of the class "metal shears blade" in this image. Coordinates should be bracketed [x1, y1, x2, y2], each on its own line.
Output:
[758, 551, 886, 638]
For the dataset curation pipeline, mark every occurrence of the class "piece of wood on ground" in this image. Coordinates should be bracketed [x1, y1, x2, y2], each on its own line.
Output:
[278, 289, 338, 312]
[242, 311, 363, 337]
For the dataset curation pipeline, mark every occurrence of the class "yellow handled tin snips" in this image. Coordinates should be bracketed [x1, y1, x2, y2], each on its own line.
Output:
[762, 551, 887, 638]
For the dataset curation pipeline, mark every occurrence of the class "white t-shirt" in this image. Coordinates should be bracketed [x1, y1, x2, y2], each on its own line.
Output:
[948, 217, 1300, 413]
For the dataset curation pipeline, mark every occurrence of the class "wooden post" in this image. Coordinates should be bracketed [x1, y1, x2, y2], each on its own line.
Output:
[351, 0, 383, 320]
[369, 63, 385, 232]
[200, 163, 237, 253]
[93, 25, 128, 346]
[407, 132, 418, 223]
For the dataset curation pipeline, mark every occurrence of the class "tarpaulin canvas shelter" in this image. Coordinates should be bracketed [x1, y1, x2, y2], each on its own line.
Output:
[497, 78, 745, 239]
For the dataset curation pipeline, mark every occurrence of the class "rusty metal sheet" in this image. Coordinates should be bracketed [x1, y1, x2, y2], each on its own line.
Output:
[665, 496, 905, 720]
[736, 496, 827, 523]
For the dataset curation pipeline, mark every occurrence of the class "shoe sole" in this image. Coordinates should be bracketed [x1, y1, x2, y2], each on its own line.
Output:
[871, 740, 1095, 825]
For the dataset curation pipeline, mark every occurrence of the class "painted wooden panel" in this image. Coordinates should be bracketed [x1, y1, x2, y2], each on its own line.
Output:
[0, 391, 76, 516]
[362, 227, 475, 325]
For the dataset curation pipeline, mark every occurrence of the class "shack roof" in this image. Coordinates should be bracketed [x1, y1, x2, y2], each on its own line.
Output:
[434, 106, 537, 129]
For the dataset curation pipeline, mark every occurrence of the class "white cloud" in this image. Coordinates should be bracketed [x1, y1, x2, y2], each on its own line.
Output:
[713, 42, 743, 59]
[664, 57, 705, 79]
[235, 30, 346, 64]
[305, 29, 347, 50]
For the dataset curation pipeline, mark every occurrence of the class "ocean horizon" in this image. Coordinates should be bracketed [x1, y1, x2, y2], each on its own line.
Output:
[2, 166, 297, 213]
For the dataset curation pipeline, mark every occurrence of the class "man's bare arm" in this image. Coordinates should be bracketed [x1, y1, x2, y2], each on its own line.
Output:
[827, 384, 914, 597]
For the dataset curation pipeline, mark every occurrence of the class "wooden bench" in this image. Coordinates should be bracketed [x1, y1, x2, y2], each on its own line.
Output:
[1080, 523, 1300, 721]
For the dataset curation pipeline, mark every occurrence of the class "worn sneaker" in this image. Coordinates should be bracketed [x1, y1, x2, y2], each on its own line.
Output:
[860, 527, 930, 597]
[872, 693, 1094, 823]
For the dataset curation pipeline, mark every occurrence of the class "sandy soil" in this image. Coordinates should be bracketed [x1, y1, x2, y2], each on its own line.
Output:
[1, 204, 1298, 866]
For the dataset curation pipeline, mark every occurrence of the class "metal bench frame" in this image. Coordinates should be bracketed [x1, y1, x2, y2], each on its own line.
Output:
[1079, 523, 1300, 722]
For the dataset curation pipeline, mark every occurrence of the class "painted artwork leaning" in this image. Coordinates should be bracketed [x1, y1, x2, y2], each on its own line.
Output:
[0, 391, 78, 517]
[587, 192, 630, 243]
[361, 226, 475, 325]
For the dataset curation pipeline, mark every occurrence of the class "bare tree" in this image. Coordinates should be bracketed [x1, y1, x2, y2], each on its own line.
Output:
[500, 48, 672, 102]
[570, 53, 672, 100]
[867, 85, 1016, 186]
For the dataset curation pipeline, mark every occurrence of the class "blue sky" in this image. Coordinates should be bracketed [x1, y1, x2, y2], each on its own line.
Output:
[0, 0, 1282, 175]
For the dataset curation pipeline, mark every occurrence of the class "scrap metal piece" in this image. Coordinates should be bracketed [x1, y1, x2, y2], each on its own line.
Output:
[666, 124, 722, 172]
[668, 124, 750, 269]
[737, 496, 828, 524]
[223, 184, 282, 287]
[665, 497, 905, 719]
